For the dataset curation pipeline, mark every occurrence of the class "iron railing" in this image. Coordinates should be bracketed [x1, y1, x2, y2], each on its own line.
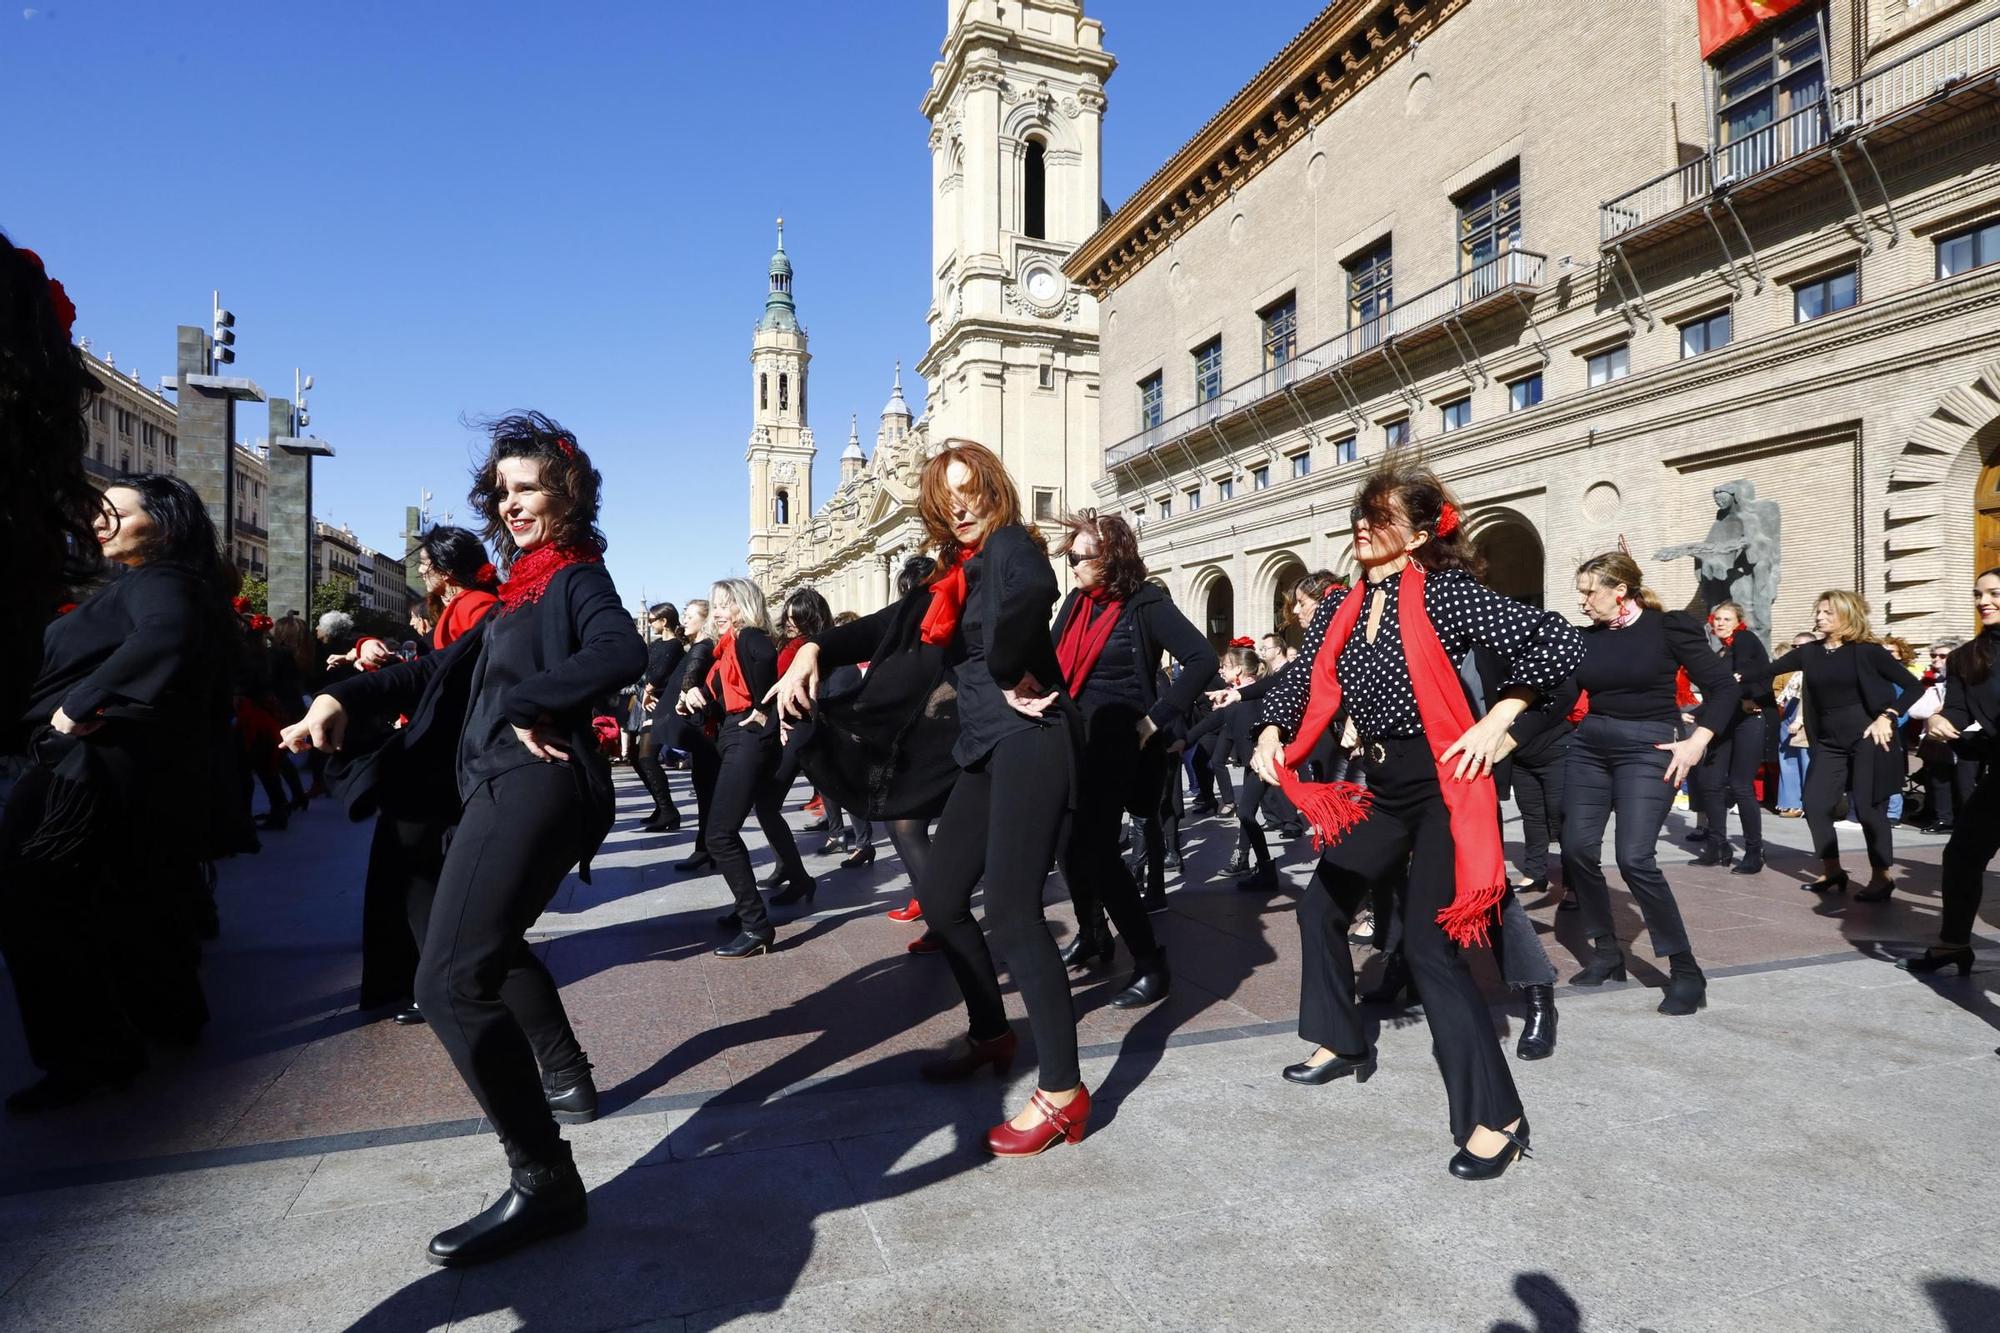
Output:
[1601, 8, 2000, 243]
[1105, 249, 1546, 469]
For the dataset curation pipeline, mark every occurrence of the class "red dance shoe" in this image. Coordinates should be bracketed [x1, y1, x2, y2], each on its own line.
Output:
[886, 899, 924, 923]
[987, 1085, 1092, 1158]
[803, 794, 825, 818]
[907, 932, 941, 954]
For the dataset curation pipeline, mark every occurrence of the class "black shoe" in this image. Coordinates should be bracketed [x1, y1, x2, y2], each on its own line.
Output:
[1854, 876, 1896, 903]
[1109, 962, 1171, 1010]
[1731, 850, 1764, 875]
[544, 1068, 598, 1124]
[426, 1150, 587, 1267]
[1282, 1051, 1375, 1085]
[1060, 931, 1114, 970]
[1897, 946, 1975, 976]
[1189, 800, 1217, 817]
[770, 875, 818, 908]
[759, 866, 788, 889]
[1217, 803, 1236, 819]
[677, 854, 716, 875]
[1359, 953, 1417, 1006]
[1224, 850, 1249, 876]
[1557, 894, 1580, 913]
[841, 845, 877, 869]
[1448, 1119, 1532, 1181]
[392, 1003, 426, 1027]
[1569, 943, 1627, 987]
[290, 793, 311, 813]
[642, 809, 681, 833]
[1691, 838, 1733, 867]
[1279, 823, 1304, 840]
[1658, 952, 1707, 1016]
[1514, 877, 1549, 895]
[4, 1057, 145, 1114]
[1515, 985, 1557, 1060]
[1681, 829, 1708, 846]
[1237, 863, 1278, 892]
[1804, 870, 1850, 894]
[818, 837, 845, 856]
[714, 931, 773, 959]
[801, 817, 831, 833]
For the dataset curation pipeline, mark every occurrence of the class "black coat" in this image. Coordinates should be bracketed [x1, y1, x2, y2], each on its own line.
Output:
[1942, 634, 2000, 760]
[644, 636, 689, 744]
[1051, 582, 1218, 736]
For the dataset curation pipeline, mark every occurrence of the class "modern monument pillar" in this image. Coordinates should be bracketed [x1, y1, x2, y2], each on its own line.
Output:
[266, 395, 333, 621]
[175, 324, 264, 555]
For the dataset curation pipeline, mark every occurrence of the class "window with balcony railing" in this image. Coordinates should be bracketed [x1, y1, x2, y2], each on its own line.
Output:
[1937, 218, 2000, 279]
[1138, 372, 1164, 430]
[1793, 267, 1858, 321]
[1346, 239, 1393, 349]
[1260, 293, 1297, 371]
[1715, 7, 1826, 184]
[1193, 339, 1223, 404]
[1679, 308, 1734, 357]
[1455, 165, 1521, 281]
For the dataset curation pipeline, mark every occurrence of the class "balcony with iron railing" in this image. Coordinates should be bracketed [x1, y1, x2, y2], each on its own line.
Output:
[1105, 249, 1547, 470]
[1600, 9, 2000, 248]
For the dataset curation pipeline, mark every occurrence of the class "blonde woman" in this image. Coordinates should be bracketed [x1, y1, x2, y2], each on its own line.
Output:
[1745, 590, 1917, 900]
[678, 578, 811, 956]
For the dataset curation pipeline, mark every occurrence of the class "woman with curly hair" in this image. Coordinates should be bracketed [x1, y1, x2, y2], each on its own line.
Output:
[285, 414, 645, 1266]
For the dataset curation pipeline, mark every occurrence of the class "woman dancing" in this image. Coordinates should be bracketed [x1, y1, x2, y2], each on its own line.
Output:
[284, 413, 646, 1266]
[1251, 458, 1582, 1179]
[1689, 601, 1771, 874]
[1050, 510, 1216, 1008]
[776, 440, 1090, 1157]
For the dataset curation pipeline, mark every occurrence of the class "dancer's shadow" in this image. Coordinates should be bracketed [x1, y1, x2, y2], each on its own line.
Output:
[1488, 1271, 1585, 1333]
[1835, 850, 2000, 1038]
[1926, 1277, 2000, 1333]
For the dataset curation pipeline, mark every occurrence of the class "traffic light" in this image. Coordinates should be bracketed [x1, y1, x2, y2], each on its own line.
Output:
[213, 307, 236, 366]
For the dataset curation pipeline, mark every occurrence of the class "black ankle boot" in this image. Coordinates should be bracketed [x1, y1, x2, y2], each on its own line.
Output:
[1515, 984, 1557, 1060]
[1659, 951, 1707, 1016]
[1359, 951, 1417, 1006]
[1691, 837, 1733, 867]
[426, 1144, 587, 1267]
[1731, 847, 1764, 875]
[1568, 940, 1627, 987]
[1060, 929, 1113, 970]
[543, 1063, 598, 1125]
[1109, 958, 1170, 1009]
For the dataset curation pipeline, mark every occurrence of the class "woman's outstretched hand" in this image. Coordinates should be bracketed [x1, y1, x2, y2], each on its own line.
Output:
[1656, 734, 1708, 787]
[1003, 672, 1059, 718]
[1440, 713, 1517, 781]
[770, 642, 822, 720]
[281, 695, 348, 753]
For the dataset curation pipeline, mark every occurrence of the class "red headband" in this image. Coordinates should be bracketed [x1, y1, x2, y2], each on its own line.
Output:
[1435, 503, 1460, 538]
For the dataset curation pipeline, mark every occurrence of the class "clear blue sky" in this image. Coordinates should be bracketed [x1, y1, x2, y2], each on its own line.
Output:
[5, 1, 1317, 607]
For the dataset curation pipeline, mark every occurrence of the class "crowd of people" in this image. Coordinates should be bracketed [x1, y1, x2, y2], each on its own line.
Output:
[4, 233, 1997, 1269]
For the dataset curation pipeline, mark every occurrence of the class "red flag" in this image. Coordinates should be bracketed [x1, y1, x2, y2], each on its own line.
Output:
[1699, 0, 1810, 58]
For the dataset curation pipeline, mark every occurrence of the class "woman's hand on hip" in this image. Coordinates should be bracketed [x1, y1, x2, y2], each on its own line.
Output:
[514, 717, 571, 763]
[1003, 672, 1059, 718]
[49, 706, 103, 737]
[282, 695, 347, 753]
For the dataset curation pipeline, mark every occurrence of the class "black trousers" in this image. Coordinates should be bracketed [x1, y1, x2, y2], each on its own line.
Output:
[1918, 742, 1979, 826]
[1235, 769, 1274, 869]
[1208, 737, 1237, 807]
[1697, 712, 1766, 854]
[687, 729, 720, 858]
[1295, 736, 1523, 1147]
[358, 811, 448, 1010]
[415, 762, 588, 1169]
[1804, 707, 1896, 870]
[1186, 743, 1216, 806]
[1563, 714, 1690, 959]
[1057, 727, 1162, 967]
[631, 749, 681, 824]
[1940, 769, 2000, 945]
[708, 714, 805, 938]
[1510, 746, 1567, 884]
[919, 720, 1077, 1090]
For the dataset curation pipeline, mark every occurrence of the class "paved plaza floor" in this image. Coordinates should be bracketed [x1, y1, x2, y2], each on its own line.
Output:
[0, 764, 1996, 1332]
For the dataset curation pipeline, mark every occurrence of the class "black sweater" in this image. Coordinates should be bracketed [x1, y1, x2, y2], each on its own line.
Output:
[1573, 609, 1741, 734]
[1051, 581, 1218, 734]
[27, 563, 220, 730]
[1942, 632, 2000, 759]
[1751, 639, 1919, 742]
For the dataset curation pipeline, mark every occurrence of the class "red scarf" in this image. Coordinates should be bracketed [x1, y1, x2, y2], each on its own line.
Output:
[1055, 587, 1125, 695]
[1277, 563, 1509, 948]
[498, 544, 600, 612]
[919, 547, 977, 647]
[708, 630, 754, 713]
[434, 589, 498, 648]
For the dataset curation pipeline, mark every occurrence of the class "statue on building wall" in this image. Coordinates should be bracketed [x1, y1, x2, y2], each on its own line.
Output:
[1655, 480, 1782, 642]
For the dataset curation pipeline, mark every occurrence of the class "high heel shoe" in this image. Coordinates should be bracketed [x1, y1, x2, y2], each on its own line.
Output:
[1731, 849, 1764, 875]
[1281, 1050, 1375, 1085]
[1897, 946, 1975, 976]
[1109, 959, 1170, 1009]
[713, 930, 773, 959]
[986, 1084, 1092, 1158]
[1854, 876, 1896, 903]
[1059, 931, 1114, 970]
[1804, 870, 1849, 894]
[1657, 952, 1707, 1016]
[1448, 1118, 1532, 1181]
[886, 899, 924, 922]
[1691, 838, 1734, 867]
[919, 1029, 1018, 1081]
[769, 875, 818, 908]
[1568, 942, 1627, 987]
[840, 845, 876, 869]
[1359, 953, 1418, 1006]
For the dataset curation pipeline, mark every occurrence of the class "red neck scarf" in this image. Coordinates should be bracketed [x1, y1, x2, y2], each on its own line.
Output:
[1277, 563, 1509, 948]
[708, 630, 754, 712]
[498, 544, 599, 612]
[919, 547, 978, 647]
[1055, 587, 1126, 695]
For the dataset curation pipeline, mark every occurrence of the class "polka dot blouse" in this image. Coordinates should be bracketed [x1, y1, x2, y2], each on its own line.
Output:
[1258, 567, 1585, 741]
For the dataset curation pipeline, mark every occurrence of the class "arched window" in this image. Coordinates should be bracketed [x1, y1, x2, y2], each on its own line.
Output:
[1024, 138, 1047, 240]
[760, 373, 768, 410]
[774, 489, 790, 526]
[779, 373, 789, 413]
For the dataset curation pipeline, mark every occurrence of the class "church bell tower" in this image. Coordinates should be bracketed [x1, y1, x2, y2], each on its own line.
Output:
[747, 219, 816, 587]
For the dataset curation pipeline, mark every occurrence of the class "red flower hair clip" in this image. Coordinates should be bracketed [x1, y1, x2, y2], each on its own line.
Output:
[1228, 635, 1256, 648]
[554, 436, 577, 460]
[15, 248, 76, 339]
[232, 594, 253, 613]
[1435, 503, 1461, 538]
[249, 613, 274, 632]
[475, 562, 497, 586]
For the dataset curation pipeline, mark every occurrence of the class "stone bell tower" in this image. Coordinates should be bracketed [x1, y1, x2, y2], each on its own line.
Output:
[746, 219, 816, 585]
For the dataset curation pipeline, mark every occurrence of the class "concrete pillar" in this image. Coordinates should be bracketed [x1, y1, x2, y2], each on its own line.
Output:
[176, 327, 231, 545]
[268, 401, 334, 624]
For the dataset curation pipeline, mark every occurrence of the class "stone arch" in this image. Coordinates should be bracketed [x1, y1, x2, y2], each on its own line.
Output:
[1187, 565, 1235, 653]
[1884, 356, 2000, 638]
[1466, 506, 1547, 608]
[1253, 548, 1310, 644]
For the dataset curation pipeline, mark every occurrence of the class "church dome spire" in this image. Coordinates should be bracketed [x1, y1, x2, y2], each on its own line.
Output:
[759, 216, 799, 333]
[881, 360, 911, 421]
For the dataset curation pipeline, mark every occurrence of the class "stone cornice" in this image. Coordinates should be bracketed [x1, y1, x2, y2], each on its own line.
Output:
[922, 14, 1115, 120]
[1063, 0, 1467, 299]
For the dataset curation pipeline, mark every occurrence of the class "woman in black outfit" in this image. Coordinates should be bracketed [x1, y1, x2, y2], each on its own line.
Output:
[1050, 511, 1217, 1009]
[878, 555, 942, 934]
[1251, 460, 1582, 1178]
[1742, 589, 1916, 901]
[286, 414, 646, 1266]
[672, 599, 720, 873]
[631, 602, 686, 834]
[685, 577, 812, 957]
[1562, 553, 1738, 1014]
[1690, 601, 1772, 875]
[767, 587, 844, 865]
[776, 440, 1091, 1157]
[3, 475, 232, 1111]
[1901, 568, 2000, 974]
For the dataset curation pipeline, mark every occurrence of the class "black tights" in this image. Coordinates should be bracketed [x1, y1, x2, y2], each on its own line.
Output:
[1697, 713, 1766, 854]
[708, 715, 806, 937]
[1803, 711, 1896, 871]
[1940, 771, 2000, 945]
[1057, 734, 1162, 967]
[918, 721, 1077, 1090]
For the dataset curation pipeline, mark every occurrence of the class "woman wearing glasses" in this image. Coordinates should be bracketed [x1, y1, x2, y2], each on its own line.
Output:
[1251, 459, 1582, 1180]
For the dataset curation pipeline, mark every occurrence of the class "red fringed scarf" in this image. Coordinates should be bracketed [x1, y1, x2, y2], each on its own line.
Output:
[498, 544, 600, 612]
[919, 547, 978, 647]
[1276, 563, 1509, 948]
[1055, 587, 1125, 694]
[707, 630, 753, 712]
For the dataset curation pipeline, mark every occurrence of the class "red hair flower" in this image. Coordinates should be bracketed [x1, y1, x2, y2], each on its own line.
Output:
[249, 613, 274, 632]
[55, 602, 78, 616]
[15, 248, 76, 339]
[1229, 635, 1256, 648]
[554, 436, 577, 460]
[475, 562, 497, 587]
[1436, 503, 1461, 538]
[232, 595, 253, 613]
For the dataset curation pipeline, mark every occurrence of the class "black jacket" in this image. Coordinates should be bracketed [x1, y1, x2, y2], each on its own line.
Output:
[1050, 581, 1217, 736]
[1942, 633, 2000, 760]
[683, 627, 778, 716]
[644, 636, 687, 743]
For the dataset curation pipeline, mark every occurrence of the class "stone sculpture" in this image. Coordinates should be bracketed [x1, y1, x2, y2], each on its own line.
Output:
[1655, 480, 1782, 643]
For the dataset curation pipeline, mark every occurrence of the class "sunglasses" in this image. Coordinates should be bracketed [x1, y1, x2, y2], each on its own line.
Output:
[1066, 551, 1098, 567]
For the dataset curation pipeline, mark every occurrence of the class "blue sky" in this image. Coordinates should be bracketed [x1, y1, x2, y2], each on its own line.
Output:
[6, 1, 1316, 606]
